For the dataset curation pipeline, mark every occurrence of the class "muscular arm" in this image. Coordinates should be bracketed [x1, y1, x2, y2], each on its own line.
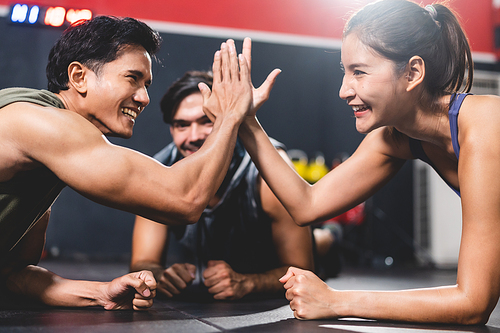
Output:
[202, 150, 314, 300]
[250, 150, 314, 293]
[130, 215, 169, 277]
[1, 42, 251, 226]
[2, 211, 155, 310]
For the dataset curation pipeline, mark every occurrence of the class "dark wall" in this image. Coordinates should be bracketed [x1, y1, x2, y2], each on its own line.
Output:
[0, 18, 414, 263]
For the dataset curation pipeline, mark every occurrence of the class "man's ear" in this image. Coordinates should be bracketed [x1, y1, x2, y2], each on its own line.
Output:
[67, 61, 88, 94]
[405, 56, 425, 92]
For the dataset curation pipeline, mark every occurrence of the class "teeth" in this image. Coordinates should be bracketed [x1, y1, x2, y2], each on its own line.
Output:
[121, 108, 137, 119]
[352, 105, 366, 112]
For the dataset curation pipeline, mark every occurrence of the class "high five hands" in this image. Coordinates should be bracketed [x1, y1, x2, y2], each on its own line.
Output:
[199, 38, 281, 123]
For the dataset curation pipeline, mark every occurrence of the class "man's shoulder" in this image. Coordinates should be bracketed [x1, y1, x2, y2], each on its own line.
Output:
[0, 87, 65, 110]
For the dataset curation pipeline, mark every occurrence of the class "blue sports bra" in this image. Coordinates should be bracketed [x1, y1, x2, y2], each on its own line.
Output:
[408, 93, 471, 197]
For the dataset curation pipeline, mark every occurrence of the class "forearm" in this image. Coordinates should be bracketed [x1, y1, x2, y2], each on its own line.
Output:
[6, 265, 107, 308]
[239, 117, 315, 225]
[245, 266, 289, 295]
[130, 260, 164, 282]
[337, 285, 490, 325]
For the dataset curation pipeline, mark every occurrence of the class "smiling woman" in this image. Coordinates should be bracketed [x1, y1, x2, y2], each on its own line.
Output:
[235, 0, 500, 325]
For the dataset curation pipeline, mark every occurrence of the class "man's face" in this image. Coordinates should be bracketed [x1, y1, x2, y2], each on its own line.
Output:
[83, 44, 152, 138]
[170, 92, 213, 157]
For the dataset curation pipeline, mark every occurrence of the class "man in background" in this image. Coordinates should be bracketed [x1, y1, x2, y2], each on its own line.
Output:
[131, 71, 314, 300]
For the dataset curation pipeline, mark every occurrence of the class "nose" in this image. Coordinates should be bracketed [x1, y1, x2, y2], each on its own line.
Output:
[339, 76, 355, 101]
[134, 86, 150, 109]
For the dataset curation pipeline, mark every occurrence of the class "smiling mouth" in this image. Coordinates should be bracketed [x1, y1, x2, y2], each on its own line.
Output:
[121, 107, 138, 120]
[352, 105, 369, 112]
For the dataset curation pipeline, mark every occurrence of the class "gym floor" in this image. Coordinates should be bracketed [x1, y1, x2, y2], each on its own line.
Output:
[1, 260, 499, 332]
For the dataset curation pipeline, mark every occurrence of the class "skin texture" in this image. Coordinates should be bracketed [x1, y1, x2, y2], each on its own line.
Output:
[235, 35, 500, 324]
[130, 46, 313, 300]
[0, 39, 253, 309]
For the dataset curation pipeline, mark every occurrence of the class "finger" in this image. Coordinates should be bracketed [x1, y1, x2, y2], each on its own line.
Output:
[160, 278, 183, 296]
[279, 267, 296, 283]
[207, 260, 222, 267]
[172, 264, 196, 283]
[206, 279, 227, 295]
[137, 270, 157, 292]
[212, 50, 222, 84]
[238, 54, 250, 85]
[284, 288, 293, 301]
[242, 37, 252, 73]
[157, 284, 174, 298]
[163, 271, 188, 290]
[123, 273, 150, 298]
[203, 273, 219, 288]
[186, 263, 197, 279]
[220, 42, 230, 82]
[213, 290, 233, 300]
[227, 39, 239, 81]
[198, 82, 211, 101]
[133, 297, 154, 311]
[259, 68, 281, 95]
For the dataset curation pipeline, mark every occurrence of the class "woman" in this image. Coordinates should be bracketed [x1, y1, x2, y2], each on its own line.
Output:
[215, 0, 500, 325]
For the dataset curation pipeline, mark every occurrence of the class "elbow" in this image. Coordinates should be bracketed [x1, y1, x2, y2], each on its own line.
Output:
[458, 312, 491, 326]
[458, 307, 493, 325]
[294, 218, 313, 227]
[176, 195, 206, 225]
[455, 298, 495, 325]
[293, 212, 325, 227]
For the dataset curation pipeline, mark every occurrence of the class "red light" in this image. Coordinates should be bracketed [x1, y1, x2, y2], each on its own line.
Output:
[66, 9, 92, 25]
[44, 7, 66, 27]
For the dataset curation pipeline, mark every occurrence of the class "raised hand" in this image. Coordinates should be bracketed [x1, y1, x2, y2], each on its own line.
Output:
[240, 37, 281, 117]
[280, 267, 338, 319]
[203, 260, 250, 300]
[99, 270, 156, 311]
[157, 263, 196, 298]
[199, 39, 252, 124]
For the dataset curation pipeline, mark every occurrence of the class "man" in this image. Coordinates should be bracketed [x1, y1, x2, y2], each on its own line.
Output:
[0, 18, 255, 310]
[130, 71, 314, 300]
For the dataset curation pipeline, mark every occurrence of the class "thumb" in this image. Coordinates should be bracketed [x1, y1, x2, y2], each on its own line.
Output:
[279, 266, 298, 284]
[134, 271, 156, 297]
[260, 68, 281, 94]
[186, 263, 197, 279]
[198, 82, 211, 101]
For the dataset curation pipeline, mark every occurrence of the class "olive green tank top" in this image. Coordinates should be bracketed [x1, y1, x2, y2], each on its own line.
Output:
[0, 88, 66, 259]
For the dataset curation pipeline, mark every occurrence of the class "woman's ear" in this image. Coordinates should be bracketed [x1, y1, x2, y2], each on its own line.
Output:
[67, 61, 88, 94]
[405, 56, 425, 92]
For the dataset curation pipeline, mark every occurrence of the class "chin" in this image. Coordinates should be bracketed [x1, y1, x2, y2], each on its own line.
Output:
[355, 123, 370, 134]
[105, 130, 134, 139]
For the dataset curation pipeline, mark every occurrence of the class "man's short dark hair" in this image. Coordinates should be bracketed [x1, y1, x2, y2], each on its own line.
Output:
[46, 16, 162, 93]
[160, 71, 213, 124]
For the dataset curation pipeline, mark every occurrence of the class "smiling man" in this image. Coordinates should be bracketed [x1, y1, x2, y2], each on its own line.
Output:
[0, 17, 254, 310]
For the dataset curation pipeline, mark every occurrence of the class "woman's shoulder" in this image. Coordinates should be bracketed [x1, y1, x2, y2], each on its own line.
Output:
[458, 94, 500, 145]
[362, 127, 414, 160]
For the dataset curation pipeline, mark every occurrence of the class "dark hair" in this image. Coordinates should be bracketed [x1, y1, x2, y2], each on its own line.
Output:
[343, 0, 473, 102]
[46, 16, 162, 93]
[160, 70, 213, 124]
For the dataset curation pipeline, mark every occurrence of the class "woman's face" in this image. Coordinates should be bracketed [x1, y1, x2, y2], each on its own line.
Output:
[339, 33, 408, 134]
